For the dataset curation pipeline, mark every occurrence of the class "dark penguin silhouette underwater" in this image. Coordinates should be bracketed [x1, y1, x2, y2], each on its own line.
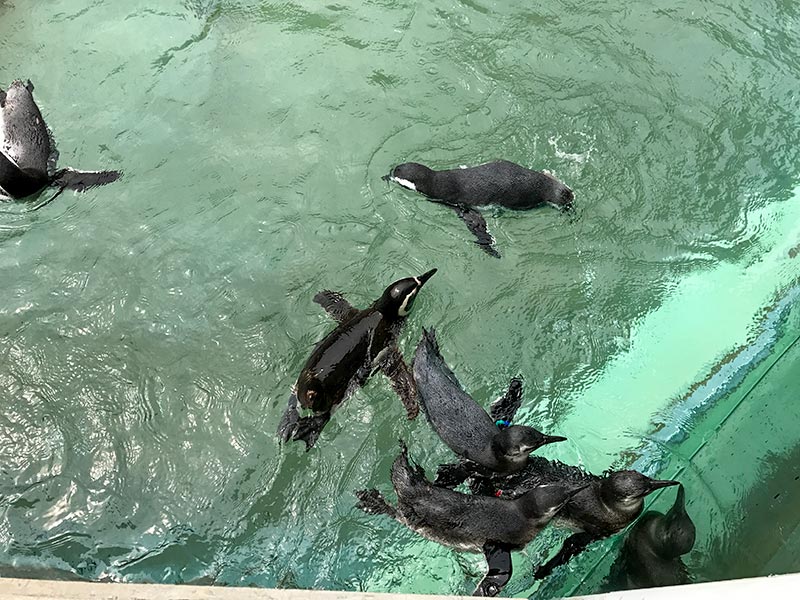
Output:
[277, 269, 436, 449]
[0, 79, 121, 205]
[602, 483, 696, 591]
[384, 160, 574, 258]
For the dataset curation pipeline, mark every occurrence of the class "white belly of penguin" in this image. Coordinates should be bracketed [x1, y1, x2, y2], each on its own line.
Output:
[404, 522, 481, 552]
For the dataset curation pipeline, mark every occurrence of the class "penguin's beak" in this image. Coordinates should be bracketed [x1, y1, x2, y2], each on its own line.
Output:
[647, 479, 680, 493]
[542, 435, 568, 446]
[417, 268, 437, 287]
[381, 167, 395, 182]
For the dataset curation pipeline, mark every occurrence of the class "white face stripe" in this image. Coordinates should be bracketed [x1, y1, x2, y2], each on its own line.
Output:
[398, 289, 418, 316]
[390, 176, 417, 191]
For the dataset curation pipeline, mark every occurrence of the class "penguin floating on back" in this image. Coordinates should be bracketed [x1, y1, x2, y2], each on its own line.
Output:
[383, 160, 574, 258]
[277, 269, 436, 449]
[412, 328, 566, 484]
[602, 484, 696, 590]
[356, 442, 588, 597]
[0, 79, 121, 205]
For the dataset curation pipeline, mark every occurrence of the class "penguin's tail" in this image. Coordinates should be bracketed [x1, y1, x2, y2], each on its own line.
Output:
[413, 327, 441, 371]
[391, 440, 427, 490]
[51, 167, 122, 192]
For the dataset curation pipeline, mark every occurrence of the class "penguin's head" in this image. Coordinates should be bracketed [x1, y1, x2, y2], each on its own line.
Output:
[375, 268, 437, 319]
[653, 484, 696, 558]
[497, 426, 567, 460]
[2, 79, 34, 109]
[603, 471, 680, 503]
[382, 163, 435, 196]
[520, 481, 590, 519]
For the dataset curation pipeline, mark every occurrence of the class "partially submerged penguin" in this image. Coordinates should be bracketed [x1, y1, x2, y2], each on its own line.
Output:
[276, 269, 437, 449]
[383, 160, 574, 258]
[0, 79, 121, 204]
[462, 458, 680, 580]
[412, 328, 566, 485]
[355, 442, 588, 597]
[602, 484, 695, 590]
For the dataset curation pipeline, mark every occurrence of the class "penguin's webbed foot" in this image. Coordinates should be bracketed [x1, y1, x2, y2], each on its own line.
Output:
[489, 377, 524, 424]
[276, 392, 300, 443]
[291, 413, 330, 450]
[381, 346, 419, 419]
[355, 488, 397, 518]
[473, 543, 512, 597]
[435, 462, 471, 489]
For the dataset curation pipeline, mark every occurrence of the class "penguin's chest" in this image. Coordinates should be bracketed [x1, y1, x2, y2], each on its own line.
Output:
[298, 312, 392, 411]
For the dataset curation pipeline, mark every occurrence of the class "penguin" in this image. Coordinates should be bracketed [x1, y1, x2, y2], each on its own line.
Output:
[456, 457, 680, 580]
[383, 160, 574, 258]
[602, 484, 695, 590]
[412, 328, 566, 485]
[355, 442, 589, 597]
[0, 79, 121, 205]
[276, 269, 437, 449]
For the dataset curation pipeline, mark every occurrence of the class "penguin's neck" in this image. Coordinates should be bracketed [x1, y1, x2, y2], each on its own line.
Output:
[600, 486, 645, 518]
[426, 170, 461, 202]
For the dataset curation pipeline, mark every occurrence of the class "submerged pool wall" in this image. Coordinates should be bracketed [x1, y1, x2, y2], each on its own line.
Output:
[533, 192, 800, 596]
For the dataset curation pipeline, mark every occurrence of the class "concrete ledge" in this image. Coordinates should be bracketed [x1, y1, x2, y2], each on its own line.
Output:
[571, 572, 800, 600]
[3, 573, 800, 600]
[0, 579, 473, 600]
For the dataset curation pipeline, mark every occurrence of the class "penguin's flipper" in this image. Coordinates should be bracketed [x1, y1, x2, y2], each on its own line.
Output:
[449, 205, 500, 259]
[291, 412, 331, 451]
[355, 488, 398, 519]
[51, 168, 122, 192]
[434, 462, 472, 488]
[276, 391, 300, 442]
[534, 531, 596, 580]
[313, 290, 359, 323]
[380, 345, 419, 419]
[0, 89, 6, 108]
[489, 377, 524, 424]
[473, 543, 512, 597]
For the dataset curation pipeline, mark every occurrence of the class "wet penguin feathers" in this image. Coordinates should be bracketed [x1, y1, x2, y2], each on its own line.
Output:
[412, 328, 565, 475]
[384, 160, 574, 257]
[0, 79, 122, 203]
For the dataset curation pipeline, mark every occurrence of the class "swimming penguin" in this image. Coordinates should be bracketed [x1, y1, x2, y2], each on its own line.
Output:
[355, 442, 588, 597]
[602, 484, 695, 590]
[383, 160, 574, 258]
[412, 328, 566, 485]
[0, 79, 121, 204]
[276, 269, 437, 449]
[461, 458, 680, 580]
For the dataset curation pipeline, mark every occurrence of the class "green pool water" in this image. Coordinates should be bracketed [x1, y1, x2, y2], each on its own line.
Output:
[1, 0, 799, 597]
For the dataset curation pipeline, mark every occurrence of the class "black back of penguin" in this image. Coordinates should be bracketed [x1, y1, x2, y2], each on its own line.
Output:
[389, 160, 574, 209]
[389, 445, 586, 551]
[471, 458, 679, 537]
[412, 328, 564, 474]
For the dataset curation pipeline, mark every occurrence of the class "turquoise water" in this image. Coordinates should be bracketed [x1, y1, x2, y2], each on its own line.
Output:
[1, 0, 799, 597]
